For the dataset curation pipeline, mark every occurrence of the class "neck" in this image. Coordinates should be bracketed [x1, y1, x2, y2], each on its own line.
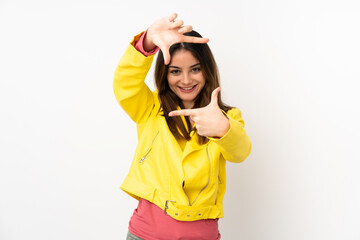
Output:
[183, 101, 194, 109]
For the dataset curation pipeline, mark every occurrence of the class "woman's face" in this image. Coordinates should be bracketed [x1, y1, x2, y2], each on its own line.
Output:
[167, 50, 206, 109]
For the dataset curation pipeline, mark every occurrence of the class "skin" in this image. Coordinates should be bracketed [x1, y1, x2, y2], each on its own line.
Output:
[145, 13, 230, 138]
[144, 13, 209, 64]
[167, 50, 205, 110]
[168, 87, 230, 138]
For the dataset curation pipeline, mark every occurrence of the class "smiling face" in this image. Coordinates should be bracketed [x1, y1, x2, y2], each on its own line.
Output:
[167, 50, 206, 109]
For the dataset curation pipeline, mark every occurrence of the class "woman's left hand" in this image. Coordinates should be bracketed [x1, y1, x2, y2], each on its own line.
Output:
[168, 87, 230, 138]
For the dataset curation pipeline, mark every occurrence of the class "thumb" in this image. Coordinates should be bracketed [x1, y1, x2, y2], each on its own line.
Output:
[210, 87, 221, 106]
[161, 47, 171, 65]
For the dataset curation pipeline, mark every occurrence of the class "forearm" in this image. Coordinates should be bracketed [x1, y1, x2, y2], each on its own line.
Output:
[113, 33, 156, 123]
[134, 30, 159, 56]
[209, 108, 252, 163]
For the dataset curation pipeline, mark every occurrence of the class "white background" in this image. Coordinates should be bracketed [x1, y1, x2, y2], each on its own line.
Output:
[1, 0, 359, 239]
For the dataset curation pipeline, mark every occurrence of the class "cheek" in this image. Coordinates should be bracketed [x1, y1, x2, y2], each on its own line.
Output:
[167, 78, 172, 87]
[167, 76, 177, 88]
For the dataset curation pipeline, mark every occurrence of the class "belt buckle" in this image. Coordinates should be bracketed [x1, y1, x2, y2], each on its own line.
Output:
[164, 200, 176, 215]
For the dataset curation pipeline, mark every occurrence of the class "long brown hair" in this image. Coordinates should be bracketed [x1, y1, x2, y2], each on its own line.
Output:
[155, 30, 232, 144]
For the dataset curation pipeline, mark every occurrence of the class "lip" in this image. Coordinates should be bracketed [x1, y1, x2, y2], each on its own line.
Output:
[178, 84, 197, 93]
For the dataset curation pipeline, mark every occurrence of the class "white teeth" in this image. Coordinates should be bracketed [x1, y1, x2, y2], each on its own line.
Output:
[180, 85, 195, 90]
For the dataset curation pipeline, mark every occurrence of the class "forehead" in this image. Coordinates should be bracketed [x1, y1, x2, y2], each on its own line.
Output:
[169, 50, 199, 67]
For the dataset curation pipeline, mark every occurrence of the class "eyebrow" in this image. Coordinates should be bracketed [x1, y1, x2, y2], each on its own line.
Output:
[168, 63, 200, 69]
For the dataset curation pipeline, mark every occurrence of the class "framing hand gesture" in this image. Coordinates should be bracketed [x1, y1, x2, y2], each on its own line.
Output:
[144, 13, 209, 64]
[169, 87, 230, 138]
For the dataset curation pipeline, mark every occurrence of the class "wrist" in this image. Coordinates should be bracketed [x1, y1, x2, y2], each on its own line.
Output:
[143, 30, 156, 52]
[216, 116, 230, 138]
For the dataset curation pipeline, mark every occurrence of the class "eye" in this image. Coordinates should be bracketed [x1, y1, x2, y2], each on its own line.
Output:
[191, 67, 201, 72]
[169, 69, 181, 75]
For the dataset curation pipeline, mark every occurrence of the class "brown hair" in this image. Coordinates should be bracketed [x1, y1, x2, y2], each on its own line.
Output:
[154, 30, 232, 144]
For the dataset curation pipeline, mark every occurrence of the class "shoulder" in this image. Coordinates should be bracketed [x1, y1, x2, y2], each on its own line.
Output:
[226, 107, 242, 119]
[225, 107, 245, 128]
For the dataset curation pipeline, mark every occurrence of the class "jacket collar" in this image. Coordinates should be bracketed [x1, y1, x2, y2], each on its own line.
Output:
[166, 106, 209, 160]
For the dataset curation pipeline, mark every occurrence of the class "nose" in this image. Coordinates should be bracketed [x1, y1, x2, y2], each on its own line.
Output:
[182, 73, 192, 85]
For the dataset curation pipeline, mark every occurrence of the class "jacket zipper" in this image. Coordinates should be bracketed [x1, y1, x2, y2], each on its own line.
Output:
[182, 144, 211, 206]
[139, 131, 159, 164]
[182, 180, 191, 206]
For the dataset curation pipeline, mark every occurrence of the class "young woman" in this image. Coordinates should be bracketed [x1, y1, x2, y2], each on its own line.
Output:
[113, 13, 251, 240]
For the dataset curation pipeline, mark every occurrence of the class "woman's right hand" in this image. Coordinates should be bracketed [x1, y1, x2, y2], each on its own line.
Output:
[144, 13, 209, 65]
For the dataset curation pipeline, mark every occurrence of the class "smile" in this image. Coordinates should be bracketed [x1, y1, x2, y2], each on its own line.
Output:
[178, 85, 197, 93]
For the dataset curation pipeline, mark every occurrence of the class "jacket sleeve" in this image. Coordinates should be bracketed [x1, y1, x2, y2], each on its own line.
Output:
[209, 108, 252, 163]
[113, 32, 157, 124]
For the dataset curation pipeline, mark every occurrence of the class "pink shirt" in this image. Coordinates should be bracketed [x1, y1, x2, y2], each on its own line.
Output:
[129, 199, 220, 240]
[128, 31, 221, 240]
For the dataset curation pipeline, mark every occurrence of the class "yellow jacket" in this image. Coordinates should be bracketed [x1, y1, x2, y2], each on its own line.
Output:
[113, 33, 251, 221]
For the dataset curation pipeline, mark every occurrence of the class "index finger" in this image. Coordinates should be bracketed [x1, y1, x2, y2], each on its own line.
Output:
[168, 109, 198, 117]
[181, 36, 210, 44]
[167, 13, 178, 22]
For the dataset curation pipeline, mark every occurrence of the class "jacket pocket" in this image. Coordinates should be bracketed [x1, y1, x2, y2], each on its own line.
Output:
[138, 131, 159, 164]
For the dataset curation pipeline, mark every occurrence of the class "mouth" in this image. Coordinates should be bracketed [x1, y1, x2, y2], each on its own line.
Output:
[178, 85, 197, 93]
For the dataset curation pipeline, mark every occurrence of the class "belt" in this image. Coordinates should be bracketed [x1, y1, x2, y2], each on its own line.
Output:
[152, 189, 221, 221]
[121, 176, 221, 221]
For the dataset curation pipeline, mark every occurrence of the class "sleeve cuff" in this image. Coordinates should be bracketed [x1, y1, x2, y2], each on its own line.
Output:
[133, 30, 159, 57]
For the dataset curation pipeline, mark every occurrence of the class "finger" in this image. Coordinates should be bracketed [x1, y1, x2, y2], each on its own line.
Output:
[168, 13, 178, 22]
[178, 25, 193, 33]
[160, 47, 171, 65]
[210, 87, 221, 106]
[170, 19, 184, 29]
[169, 109, 197, 117]
[182, 36, 210, 44]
